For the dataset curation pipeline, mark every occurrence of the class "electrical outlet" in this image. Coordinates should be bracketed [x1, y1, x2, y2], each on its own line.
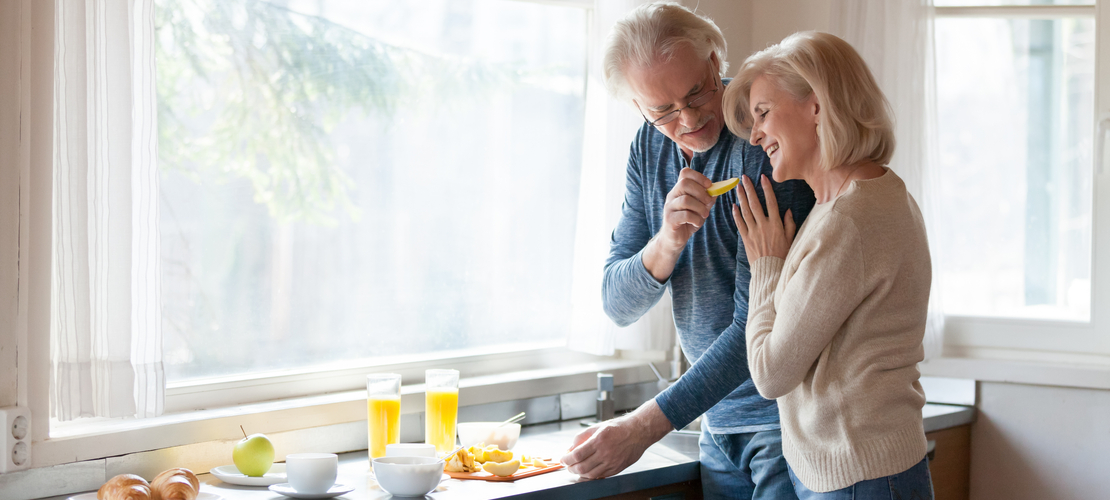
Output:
[0, 406, 31, 473]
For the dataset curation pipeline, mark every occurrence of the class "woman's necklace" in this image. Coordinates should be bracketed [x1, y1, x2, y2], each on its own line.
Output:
[834, 164, 867, 199]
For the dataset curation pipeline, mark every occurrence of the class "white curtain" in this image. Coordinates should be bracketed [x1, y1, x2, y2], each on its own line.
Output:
[51, 0, 163, 420]
[829, 0, 945, 359]
[568, 0, 677, 356]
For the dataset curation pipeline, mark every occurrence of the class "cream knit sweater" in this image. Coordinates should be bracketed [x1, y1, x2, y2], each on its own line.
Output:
[746, 168, 930, 492]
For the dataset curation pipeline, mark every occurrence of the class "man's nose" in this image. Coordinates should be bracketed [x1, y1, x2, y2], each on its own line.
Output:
[677, 106, 701, 128]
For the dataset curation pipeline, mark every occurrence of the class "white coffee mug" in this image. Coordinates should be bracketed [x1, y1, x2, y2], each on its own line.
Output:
[286, 453, 338, 494]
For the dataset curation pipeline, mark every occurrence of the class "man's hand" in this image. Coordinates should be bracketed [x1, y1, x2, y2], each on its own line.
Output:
[643, 168, 715, 281]
[560, 399, 674, 479]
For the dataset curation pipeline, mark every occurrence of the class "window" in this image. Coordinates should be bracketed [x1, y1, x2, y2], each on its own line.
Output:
[935, 4, 1093, 320]
[18, 0, 647, 470]
[156, 0, 589, 382]
[932, 1, 1110, 360]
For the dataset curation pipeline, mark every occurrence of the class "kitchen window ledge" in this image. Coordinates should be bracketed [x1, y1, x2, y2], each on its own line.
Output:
[920, 354, 1110, 391]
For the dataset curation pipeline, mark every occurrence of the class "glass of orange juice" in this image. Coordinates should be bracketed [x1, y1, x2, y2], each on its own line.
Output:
[424, 369, 459, 453]
[367, 373, 402, 461]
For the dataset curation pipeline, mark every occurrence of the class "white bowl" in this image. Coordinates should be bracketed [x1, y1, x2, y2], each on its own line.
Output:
[456, 422, 521, 450]
[386, 443, 436, 458]
[372, 456, 445, 497]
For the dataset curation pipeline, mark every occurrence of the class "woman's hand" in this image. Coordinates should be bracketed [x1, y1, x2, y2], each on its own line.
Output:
[732, 174, 796, 261]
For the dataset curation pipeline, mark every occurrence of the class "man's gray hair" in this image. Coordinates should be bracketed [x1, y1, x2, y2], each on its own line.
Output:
[603, 2, 728, 103]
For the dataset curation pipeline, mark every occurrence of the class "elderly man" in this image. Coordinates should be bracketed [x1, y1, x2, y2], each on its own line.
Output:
[559, 3, 815, 498]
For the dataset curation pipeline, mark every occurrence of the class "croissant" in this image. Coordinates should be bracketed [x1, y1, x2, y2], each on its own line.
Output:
[150, 468, 199, 500]
[97, 474, 152, 500]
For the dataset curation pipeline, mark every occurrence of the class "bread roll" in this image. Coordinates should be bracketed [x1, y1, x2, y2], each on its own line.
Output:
[97, 474, 152, 500]
[150, 468, 199, 500]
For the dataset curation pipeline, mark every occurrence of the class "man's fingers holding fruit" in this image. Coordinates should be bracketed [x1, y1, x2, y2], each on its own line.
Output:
[668, 172, 716, 209]
[666, 191, 712, 220]
[677, 166, 712, 187]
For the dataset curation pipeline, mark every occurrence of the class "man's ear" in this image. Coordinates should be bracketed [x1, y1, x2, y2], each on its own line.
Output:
[709, 51, 720, 73]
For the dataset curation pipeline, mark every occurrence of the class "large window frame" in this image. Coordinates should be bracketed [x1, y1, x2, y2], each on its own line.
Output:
[1, 0, 670, 473]
[923, 2, 1110, 387]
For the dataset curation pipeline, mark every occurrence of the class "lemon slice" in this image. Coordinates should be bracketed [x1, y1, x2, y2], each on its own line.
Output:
[483, 460, 521, 477]
[707, 177, 739, 197]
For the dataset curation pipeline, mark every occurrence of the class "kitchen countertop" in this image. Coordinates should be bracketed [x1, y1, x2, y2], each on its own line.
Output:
[195, 420, 700, 500]
[52, 404, 974, 500]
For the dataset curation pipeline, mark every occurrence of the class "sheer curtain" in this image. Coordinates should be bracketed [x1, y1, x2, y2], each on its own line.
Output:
[51, 0, 162, 420]
[568, 0, 676, 356]
[830, 0, 945, 359]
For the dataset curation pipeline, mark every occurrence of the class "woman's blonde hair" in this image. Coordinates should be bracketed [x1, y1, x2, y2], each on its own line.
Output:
[602, 2, 728, 103]
[722, 31, 895, 170]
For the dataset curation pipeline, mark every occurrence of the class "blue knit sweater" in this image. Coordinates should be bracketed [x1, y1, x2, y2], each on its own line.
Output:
[603, 120, 815, 433]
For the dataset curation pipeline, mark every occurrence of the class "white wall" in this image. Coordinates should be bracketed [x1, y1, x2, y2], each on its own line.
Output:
[682, 0, 833, 75]
[971, 383, 1110, 500]
[0, 0, 23, 410]
[749, 0, 830, 53]
[680, 0, 752, 75]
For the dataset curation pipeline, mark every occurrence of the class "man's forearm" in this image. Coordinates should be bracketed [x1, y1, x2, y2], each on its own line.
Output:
[602, 246, 669, 327]
[631, 398, 678, 439]
[655, 319, 752, 429]
[640, 234, 683, 282]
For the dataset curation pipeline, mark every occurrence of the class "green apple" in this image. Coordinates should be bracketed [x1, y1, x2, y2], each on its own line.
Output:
[232, 428, 275, 477]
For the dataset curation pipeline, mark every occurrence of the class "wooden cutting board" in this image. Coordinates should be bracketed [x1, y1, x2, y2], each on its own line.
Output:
[445, 461, 565, 482]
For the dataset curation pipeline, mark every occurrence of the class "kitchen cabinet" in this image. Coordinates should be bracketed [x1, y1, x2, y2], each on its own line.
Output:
[927, 424, 971, 500]
[598, 480, 701, 500]
[593, 406, 974, 500]
[595, 427, 971, 500]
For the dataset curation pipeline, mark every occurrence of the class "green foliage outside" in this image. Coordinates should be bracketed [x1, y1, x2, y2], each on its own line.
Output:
[155, 0, 523, 224]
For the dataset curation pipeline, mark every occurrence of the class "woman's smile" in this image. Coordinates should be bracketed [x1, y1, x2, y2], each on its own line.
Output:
[748, 75, 821, 181]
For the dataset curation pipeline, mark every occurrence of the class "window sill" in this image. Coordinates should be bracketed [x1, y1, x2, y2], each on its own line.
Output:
[161, 341, 583, 413]
[920, 353, 1110, 390]
[36, 359, 659, 469]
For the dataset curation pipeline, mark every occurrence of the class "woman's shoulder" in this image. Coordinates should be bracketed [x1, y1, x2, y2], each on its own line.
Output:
[833, 168, 915, 216]
[828, 167, 928, 245]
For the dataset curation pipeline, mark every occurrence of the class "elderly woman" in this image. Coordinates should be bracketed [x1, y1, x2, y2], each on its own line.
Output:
[720, 31, 934, 498]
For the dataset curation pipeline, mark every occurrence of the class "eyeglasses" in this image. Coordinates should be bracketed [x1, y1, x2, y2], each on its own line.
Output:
[638, 73, 720, 128]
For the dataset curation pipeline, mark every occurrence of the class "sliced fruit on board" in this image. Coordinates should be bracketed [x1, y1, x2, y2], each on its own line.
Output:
[483, 460, 521, 477]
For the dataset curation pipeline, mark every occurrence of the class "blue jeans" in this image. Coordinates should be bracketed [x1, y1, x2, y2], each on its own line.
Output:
[698, 427, 797, 500]
[787, 456, 934, 500]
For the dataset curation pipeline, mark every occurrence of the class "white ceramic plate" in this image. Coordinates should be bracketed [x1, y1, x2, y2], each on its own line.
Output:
[268, 482, 355, 499]
[210, 463, 287, 486]
[69, 492, 223, 500]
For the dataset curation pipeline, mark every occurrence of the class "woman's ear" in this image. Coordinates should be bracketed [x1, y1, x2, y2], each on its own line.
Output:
[809, 94, 820, 124]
